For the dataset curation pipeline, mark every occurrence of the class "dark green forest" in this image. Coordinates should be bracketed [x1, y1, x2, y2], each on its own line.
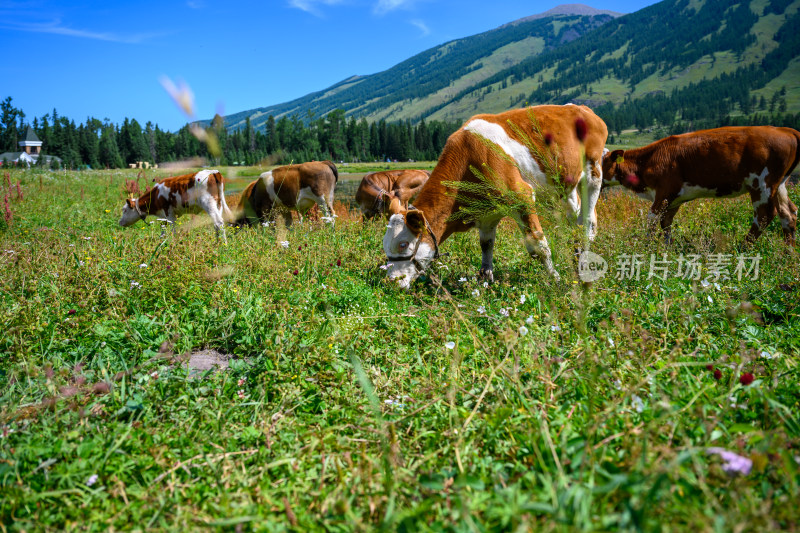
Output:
[0, 98, 460, 169]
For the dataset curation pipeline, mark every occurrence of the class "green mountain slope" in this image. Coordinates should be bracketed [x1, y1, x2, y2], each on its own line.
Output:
[223, 6, 619, 132]
[223, 0, 800, 133]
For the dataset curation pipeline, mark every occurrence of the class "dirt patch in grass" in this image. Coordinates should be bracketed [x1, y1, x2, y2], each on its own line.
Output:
[185, 349, 231, 374]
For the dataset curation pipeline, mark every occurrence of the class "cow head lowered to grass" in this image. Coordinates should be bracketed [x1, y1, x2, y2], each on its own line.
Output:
[382, 104, 608, 289]
[355, 169, 430, 219]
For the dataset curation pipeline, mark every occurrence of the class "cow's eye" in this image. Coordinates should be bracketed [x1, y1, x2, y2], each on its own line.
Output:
[399, 241, 409, 249]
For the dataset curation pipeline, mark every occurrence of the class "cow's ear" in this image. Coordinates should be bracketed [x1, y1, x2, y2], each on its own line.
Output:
[405, 210, 426, 236]
[387, 196, 403, 216]
[608, 149, 624, 164]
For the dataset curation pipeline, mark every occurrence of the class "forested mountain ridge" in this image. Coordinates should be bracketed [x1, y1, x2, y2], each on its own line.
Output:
[223, 5, 620, 132]
[224, 0, 800, 135]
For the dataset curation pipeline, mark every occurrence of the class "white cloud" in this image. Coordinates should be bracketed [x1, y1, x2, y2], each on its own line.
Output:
[410, 19, 429, 36]
[186, 0, 204, 8]
[0, 20, 158, 43]
[289, 0, 346, 16]
[374, 0, 415, 14]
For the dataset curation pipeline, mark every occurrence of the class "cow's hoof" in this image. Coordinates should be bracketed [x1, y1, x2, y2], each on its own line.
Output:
[478, 268, 494, 282]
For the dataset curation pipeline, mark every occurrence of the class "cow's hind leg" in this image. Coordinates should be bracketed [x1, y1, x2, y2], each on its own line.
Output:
[746, 190, 778, 245]
[476, 220, 501, 282]
[319, 194, 336, 226]
[577, 159, 603, 242]
[514, 211, 560, 280]
[776, 182, 797, 245]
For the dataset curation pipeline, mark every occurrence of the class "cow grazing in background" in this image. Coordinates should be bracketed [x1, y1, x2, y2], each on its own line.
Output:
[118, 169, 233, 241]
[382, 104, 608, 288]
[603, 126, 800, 245]
[235, 160, 338, 227]
[355, 169, 430, 219]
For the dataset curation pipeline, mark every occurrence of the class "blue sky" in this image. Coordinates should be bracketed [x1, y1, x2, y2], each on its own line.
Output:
[1, 0, 659, 131]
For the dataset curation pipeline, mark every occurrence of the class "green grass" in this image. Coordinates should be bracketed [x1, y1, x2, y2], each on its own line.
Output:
[1, 167, 799, 530]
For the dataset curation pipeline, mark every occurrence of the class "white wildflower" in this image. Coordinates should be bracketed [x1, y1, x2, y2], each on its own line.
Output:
[520, 294, 526, 305]
[551, 325, 561, 332]
[279, 241, 290, 248]
[472, 289, 480, 298]
[86, 474, 99, 487]
[499, 308, 510, 317]
[483, 281, 488, 288]
[632, 394, 645, 413]
[477, 305, 486, 314]
[526, 316, 534, 325]
[518, 325, 529, 336]
[130, 281, 141, 289]
[445, 341, 455, 350]
[139, 263, 148, 269]
[459, 277, 467, 282]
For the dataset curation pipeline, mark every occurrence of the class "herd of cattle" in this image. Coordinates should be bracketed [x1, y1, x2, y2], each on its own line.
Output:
[119, 104, 800, 288]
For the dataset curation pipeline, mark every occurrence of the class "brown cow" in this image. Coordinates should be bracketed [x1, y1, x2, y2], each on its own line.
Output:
[382, 104, 608, 288]
[603, 126, 800, 245]
[355, 169, 430, 219]
[236, 160, 338, 227]
[118, 169, 233, 241]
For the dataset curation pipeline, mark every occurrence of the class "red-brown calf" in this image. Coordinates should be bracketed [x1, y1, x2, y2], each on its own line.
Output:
[603, 126, 800, 245]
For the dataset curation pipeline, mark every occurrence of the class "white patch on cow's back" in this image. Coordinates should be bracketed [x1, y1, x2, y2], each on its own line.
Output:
[463, 119, 546, 185]
[156, 182, 172, 202]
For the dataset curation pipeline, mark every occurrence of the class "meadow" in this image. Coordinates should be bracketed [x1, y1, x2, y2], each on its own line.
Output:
[0, 165, 799, 531]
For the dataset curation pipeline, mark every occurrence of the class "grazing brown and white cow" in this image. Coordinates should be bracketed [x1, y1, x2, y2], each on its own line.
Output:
[235, 160, 338, 227]
[355, 169, 430, 219]
[118, 169, 233, 241]
[603, 126, 800, 245]
[382, 104, 608, 288]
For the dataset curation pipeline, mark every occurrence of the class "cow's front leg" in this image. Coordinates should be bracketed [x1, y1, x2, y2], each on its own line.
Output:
[658, 206, 680, 245]
[514, 212, 560, 280]
[477, 221, 500, 282]
[563, 187, 580, 225]
[647, 196, 673, 241]
[282, 209, 293, 229]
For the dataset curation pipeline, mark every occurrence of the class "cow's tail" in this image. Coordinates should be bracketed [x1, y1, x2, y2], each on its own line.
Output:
[787, 128, 800, 179]
[214, 171, 237, 224]
[324, 160, 339, 182]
